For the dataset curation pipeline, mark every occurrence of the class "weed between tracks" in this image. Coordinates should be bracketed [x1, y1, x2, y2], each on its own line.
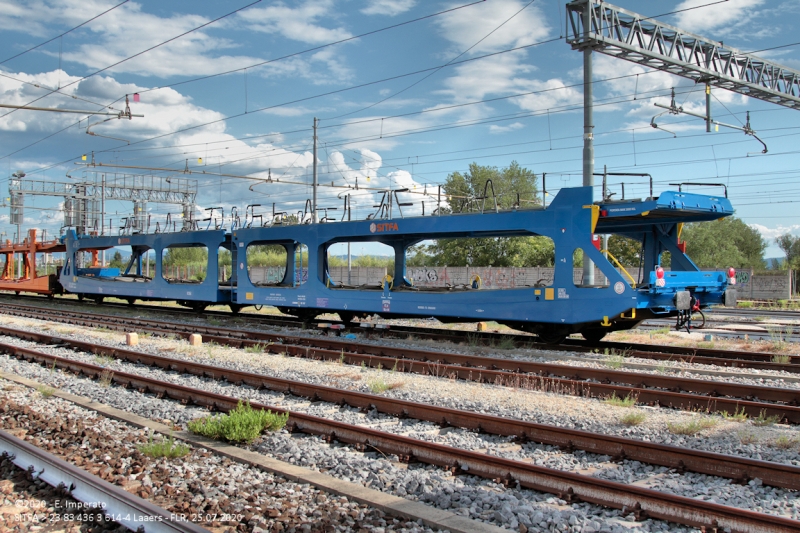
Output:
[604, 392, 637, 407]
[720, 407, 748, 423]
[188, 401, 288, 444]
[36, 385, 55, 398]
[98, 369, 114, 388]
[620, 411, 646, 426]
[666, 416, 719, 435]
[752, 409, 782, 427]
[138, 431, 190, 459]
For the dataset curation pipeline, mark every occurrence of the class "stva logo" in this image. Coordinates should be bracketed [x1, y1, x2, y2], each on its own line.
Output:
[369, 222, 399, 233]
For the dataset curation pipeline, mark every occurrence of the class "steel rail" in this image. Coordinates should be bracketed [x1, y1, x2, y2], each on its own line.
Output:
[2, 338, 800, 492]
[1, 313, 799, 422]
[0, 430, 209, 533]
[2, 346, 798, 533]
[2, 297, 798, 368]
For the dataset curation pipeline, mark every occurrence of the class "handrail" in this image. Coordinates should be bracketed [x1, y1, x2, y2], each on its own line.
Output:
[602, 249, 637, 288]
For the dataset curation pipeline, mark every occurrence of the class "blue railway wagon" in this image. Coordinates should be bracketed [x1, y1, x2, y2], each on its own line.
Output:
[60, 229, 239, 311]
[232, 186, 736, 342]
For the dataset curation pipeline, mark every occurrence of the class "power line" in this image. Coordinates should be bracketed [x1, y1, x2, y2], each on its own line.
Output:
[0, 0, 130, 65]
[0, 0, 264, 121]
[136, 0, 487, 96]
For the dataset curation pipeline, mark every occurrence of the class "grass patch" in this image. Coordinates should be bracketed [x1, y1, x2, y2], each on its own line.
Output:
[98, 369, 114, 388]
[497, 336, 516, 350]
[737, 430, 759, 445]
[767, 326, 787, 352]
[649, 327, 671, 335]
[94, 354, 115, 366]
[772, 354, 791, 364]
[606, 354, 625, 370]
[752, 409, 782, 427]
[367, 376, 404, 394]
[697, 341, 715, 349]
[245, 343, 267, 354]
[138, 432, 191, 459]
[737, 301, 753, 308]
[666, 417, 718, 435]
[720, 407, 748, 423]
[37, 385, 56, 398]
[188, 401, 288, 444]
[772, 435, 798, 450]
[604, 392, 637, 408]
[620, 411, 646, 426]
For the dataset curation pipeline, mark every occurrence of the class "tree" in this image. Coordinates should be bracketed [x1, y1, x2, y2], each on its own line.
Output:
[415, 161, 553, 267]
[681, 217, 765, 269]
[776, 234, 800, 270]
[109, 250, 125, 269]
[607, 235, 642, 267]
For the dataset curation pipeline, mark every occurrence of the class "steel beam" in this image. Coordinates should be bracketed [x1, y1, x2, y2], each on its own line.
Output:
[566, 0, 800, 109]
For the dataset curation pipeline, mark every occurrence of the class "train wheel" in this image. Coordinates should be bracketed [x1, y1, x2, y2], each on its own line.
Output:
[537, 333, 567, 345]
[191, 303, 207, 313]
[126, 298, 136, 306]
[77, 294, 85, 302]
[581, 329, 607, 343]
[229, 304, 243, 314]
[338, 312, 354, 324]
[94, 296, 104, 305]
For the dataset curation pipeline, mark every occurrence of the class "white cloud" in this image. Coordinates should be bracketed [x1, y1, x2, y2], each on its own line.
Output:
[673, 0, 765, 36]
[750, 223, 800, 241]
[435, 0, 551, 55]
[238, 1, 352, 44]
[361, 0, 417, 16]
[489, 122, 523, 134]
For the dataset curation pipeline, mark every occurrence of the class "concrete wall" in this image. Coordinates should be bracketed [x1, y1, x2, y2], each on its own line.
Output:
[733, 269, 793, 300]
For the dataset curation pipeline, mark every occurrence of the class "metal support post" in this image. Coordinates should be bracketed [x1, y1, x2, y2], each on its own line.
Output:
[582, 2, 595, 286]
[312, 117, 318, 224]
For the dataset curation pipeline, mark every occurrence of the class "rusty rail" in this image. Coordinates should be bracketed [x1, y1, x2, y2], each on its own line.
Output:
[2, 335, 800, 492]
[1, 343, 798, 532]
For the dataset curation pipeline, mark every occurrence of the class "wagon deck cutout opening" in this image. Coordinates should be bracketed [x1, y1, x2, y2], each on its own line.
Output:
[41, 185, 735, 341]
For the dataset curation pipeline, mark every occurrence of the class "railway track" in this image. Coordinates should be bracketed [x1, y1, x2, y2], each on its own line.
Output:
[0, 429, 209, 532]
[2, 305, 800, 422]
[2, 337, 799, 533]
[1, 296, 798, 372]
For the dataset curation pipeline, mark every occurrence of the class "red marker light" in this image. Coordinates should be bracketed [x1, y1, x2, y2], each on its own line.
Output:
[656, 267, 665, 279]
[728, 267, 736, 279]
[600, 209, 608, 217]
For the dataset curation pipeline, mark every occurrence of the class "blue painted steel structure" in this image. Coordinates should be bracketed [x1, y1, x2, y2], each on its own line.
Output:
[57, 186, 735, 342]
[60, 229, 237, 311]
[231, 186, 735, 342]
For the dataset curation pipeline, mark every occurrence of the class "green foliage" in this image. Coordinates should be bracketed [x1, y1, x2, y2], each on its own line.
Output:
[328, 254, 394, 269]
[776, 234, 800, 270]
[162, 246, 208, 267]
[620, 411, 646, 426]
[666, 417, 718, 435]
[681, 217, 766, 269]
[720, 407, 748, 422]
[138, 432, 191, 459]
[412, 162, 553, 267]
[752, 409, 781, 427]
[607, 235, 642, 267]
[109, 250, 125, 269]
[37, 385, 55, 398]
[247, 244, 290, 267]
[188, 401, 288, 443]
[604, 392, 637, 407]
[367, 375, 404, 393]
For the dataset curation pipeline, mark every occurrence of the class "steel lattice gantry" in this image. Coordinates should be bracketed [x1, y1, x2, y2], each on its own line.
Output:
[566, 0, 800, 109]
[8, 173, 198, 234]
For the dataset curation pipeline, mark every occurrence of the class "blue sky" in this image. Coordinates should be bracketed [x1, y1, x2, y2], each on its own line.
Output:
[0, 0, 798, 258]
